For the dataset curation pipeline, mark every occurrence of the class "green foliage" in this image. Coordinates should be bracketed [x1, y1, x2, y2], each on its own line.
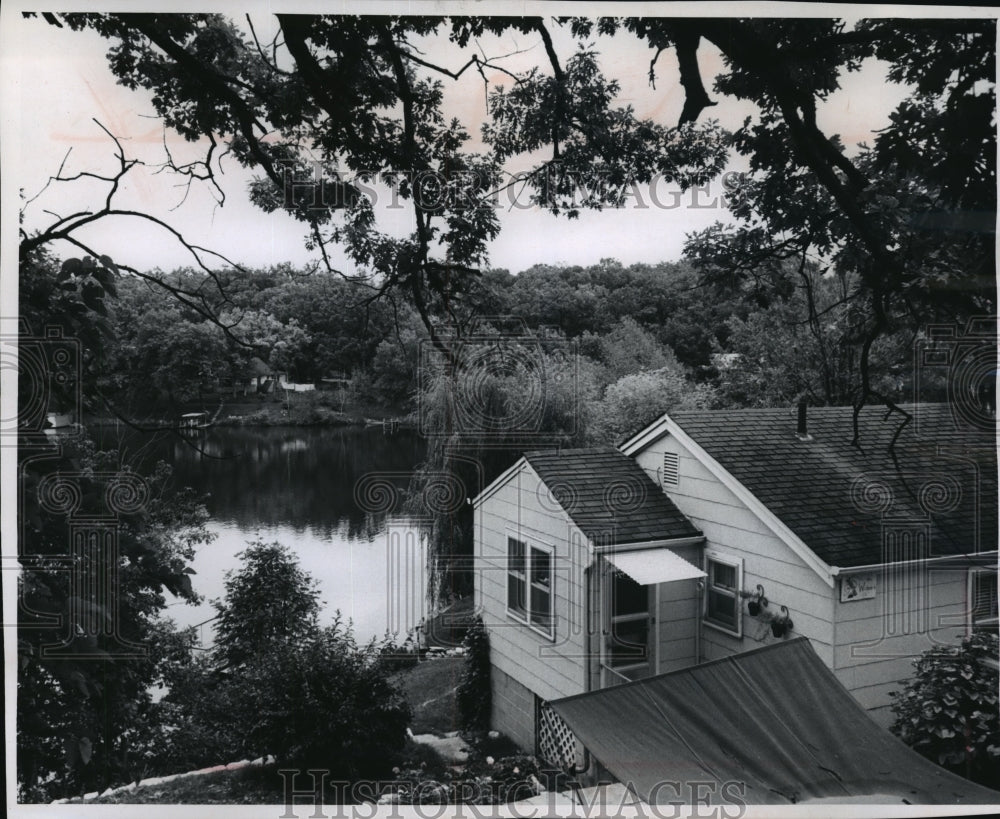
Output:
[19, 248, 118, 416]
[134, 657, 244, 778]
[35, 14, 997, 419]
[414, 339, 596, 598]
[212, 540, 320, 668]
[588, 367, 716, 445]
[713, 277, 911, 408]
[889, 633, 1000, 788]
[368, 333, 420, 409]
[228, 620, 412, 777]
[101, 273, 238, 409]
[580, 316, 681, 389]
[101, 267, 427, 413]
[151, 543, 411, 780]
[671, 17, 996, 411]
[16, 247, 217, 802]
[483, 45, 728, 216]
[17, 437, 212, 801]
[457, 616, 491, 733]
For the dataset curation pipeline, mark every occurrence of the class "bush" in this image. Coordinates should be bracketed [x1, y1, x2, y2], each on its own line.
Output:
[233, 622, 412, 779]
[889, 633, 999, 788]
[587, 367, 715, 445]
[152, 544, 412, 782]
[456, 616, 491, 733]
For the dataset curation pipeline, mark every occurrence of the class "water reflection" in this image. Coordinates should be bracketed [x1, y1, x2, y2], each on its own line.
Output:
[100, 424, 427, 539]
[167, 519, 428, 647]
[95, 424, 429, 641]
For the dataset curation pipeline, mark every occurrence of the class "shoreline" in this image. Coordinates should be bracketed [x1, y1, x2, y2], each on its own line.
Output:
[85, 396, 417, 431]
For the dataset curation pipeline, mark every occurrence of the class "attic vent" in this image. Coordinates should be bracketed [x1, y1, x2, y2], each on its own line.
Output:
[662, 452, 679, 487]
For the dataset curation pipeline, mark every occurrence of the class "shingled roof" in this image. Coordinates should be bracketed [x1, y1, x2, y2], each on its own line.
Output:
[664, 404, 997, 568]
[523, 447, 701, 545]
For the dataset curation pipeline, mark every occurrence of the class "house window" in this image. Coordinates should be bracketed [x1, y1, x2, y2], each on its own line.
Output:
[530, 545, 552, 632]
[662, 452, 679, 487]
[507, 536, 554, 637]
[607, 569, 650, 669]
[970, 569, 998, 636]
[704, 554, 742, 636]
[507, 537, 527, 618]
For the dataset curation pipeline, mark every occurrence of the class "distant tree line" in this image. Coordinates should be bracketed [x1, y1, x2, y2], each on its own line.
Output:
[99, 252, 926, 430]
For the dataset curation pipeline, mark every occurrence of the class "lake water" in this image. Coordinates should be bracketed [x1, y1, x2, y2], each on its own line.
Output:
[97, 424, 431, 645]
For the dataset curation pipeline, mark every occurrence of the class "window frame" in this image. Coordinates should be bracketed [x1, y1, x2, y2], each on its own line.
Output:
[703, 551, 743, 638]
[505, 533, 555, 640]
[969, 568, 999, 636]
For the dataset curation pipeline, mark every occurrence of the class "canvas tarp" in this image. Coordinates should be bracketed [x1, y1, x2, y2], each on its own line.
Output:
[550, 638, 999, 805]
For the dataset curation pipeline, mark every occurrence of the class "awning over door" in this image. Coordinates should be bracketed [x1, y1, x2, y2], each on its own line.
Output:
[550, 638, 1000, 805]
[603, 547, 705, 585]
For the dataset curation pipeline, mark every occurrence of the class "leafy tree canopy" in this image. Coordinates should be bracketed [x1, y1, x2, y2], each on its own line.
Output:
[31, 13, 991, 429]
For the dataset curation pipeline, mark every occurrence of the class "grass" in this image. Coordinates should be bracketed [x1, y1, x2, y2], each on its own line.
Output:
[393, 656, 464, 735]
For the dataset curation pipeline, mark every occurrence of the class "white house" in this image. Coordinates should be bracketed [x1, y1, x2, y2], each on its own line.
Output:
[472, 403, 997, 764]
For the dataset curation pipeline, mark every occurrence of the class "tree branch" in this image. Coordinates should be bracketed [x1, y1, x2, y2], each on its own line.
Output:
[130, 16, 283, 192]
[672, 23, 716, 125]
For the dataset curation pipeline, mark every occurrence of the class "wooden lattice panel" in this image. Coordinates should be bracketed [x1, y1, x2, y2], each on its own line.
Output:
[537, 699, 584, 771]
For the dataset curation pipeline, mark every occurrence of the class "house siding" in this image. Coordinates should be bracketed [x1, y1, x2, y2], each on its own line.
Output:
[633, 431, 981, 722]
[489, 664, 536, 751]
[653, 542, 701, 674]
[833, 565, 971, 727]
[633, 437, 836, 668]
[475, 461, 591, 748]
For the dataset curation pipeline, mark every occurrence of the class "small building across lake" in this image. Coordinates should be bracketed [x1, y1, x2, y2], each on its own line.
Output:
[179, 411, 209, 430]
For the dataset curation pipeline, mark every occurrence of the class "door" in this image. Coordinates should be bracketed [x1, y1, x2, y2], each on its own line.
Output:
[602, 561, 653, 684]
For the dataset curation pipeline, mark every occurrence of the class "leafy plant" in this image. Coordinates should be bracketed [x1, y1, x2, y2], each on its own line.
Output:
[16, 446, 211, 800]
[889, 633, 1000, 788]
[153, 544, 411, 780]
[232, 619, 412, 778]
[212, 540, 321, 668]
[456, 615, 491, 734]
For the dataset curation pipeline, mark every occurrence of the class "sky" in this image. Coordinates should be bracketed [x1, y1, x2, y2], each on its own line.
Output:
[1, 3, 922, 281]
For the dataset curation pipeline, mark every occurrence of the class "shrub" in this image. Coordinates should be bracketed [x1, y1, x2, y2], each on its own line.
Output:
[234, 621, 412, 779]
[587, 367, 715, 445]
[456, 616, 491, 733]
[154, 544, 412, 782]
[423, 596, 475, 647]
[889, 633, 999, 788]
